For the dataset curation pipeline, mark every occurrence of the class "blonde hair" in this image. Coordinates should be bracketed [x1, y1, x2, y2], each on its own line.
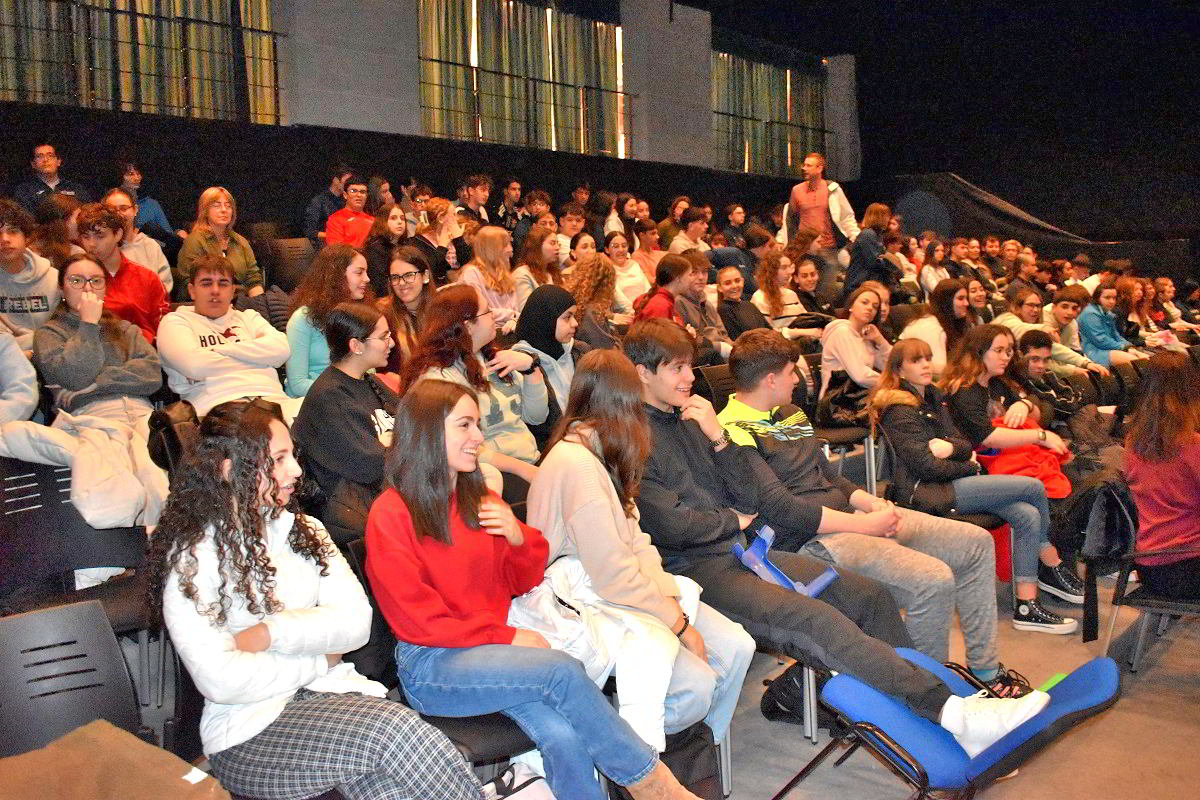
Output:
[467, 226, 515, 294]
[192, 186, 236, 234]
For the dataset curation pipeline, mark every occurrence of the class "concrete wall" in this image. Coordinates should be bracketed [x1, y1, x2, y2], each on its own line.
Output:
[620, 0, 714, 168]
[277, 0, 421, 135]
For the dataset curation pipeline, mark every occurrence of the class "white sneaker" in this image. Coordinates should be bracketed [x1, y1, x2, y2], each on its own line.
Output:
[940, 690, 1050, 758]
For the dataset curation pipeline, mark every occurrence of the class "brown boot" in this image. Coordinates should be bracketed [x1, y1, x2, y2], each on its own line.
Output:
[624, 760, 703, 800]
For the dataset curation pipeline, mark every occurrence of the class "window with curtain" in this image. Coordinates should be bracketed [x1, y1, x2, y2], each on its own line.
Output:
[419, 0, 630, 158]
[711, 46, 827, 177]
[0, 0, 282, 124]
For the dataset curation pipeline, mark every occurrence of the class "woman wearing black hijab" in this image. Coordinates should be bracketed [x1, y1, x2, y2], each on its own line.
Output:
[512, 284, 592, 451]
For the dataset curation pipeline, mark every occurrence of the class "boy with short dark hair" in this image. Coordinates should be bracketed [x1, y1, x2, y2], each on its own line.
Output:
[627, 319, 1051, 749]
[0, 198, 59, 349]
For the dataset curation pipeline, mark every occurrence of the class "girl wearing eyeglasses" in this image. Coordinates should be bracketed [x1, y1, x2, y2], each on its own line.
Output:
[293, 302, 398, 548]
[33, 253, 168, 525]
[378, 245, 434, 375]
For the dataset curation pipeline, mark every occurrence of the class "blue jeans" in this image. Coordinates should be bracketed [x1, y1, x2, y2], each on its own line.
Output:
[663, 601, 755, 743]
[394, 641, 656, 800]
[952, 474, 1051, 582]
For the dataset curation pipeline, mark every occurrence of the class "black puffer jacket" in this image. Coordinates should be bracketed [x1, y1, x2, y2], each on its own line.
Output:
[877, 382, 981, 514]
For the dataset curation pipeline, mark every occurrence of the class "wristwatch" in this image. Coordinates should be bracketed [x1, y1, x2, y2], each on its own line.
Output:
[711, 430, 732, 450]
[1038, 428, 1047, 441]
[517, 361, 539, 375]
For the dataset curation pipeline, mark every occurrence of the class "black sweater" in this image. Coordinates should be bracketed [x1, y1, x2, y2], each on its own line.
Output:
[717, 296, 769, 341]
[878, 383, 980, 514]
[638, 403, 758, 561]
[293, 366, 398, 494]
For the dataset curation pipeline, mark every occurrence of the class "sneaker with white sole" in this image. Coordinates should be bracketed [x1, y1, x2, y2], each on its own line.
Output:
[1037, 561, 1085, 604]
[1013, 598, 1079, 634]
[940, 689, 1051, 758]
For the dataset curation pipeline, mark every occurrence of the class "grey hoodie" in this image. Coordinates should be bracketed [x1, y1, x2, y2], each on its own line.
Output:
[0, 330, 38, 423]
[0, 249, 59, 349]
[32, 309, 161, 412]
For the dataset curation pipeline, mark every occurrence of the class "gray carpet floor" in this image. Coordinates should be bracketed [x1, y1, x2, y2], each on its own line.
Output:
[724, 582, 1200, 799]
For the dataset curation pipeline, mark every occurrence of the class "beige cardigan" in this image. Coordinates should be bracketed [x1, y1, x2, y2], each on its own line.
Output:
[527, 433, 680, 625]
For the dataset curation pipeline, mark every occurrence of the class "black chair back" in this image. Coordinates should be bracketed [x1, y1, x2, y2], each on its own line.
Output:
[0, 600, 145, 757]
[696, 364, 736, 413]
[1112, 362, 1141, 414]
[1063, 372, 1100, 406]
[268, 238, 315, 294]
[343, 538, 399, 689]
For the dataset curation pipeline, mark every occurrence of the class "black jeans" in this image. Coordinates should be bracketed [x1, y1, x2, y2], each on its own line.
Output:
[666, 550, 953, 722]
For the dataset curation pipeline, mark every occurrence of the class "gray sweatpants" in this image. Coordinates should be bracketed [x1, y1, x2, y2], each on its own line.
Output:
[799, 508, 998, 672]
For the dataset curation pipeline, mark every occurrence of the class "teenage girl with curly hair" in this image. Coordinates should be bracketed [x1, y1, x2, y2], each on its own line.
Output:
[146, 399, 483, 800]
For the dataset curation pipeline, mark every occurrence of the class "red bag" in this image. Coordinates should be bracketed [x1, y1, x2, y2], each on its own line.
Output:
[975, 419, 1072, 499]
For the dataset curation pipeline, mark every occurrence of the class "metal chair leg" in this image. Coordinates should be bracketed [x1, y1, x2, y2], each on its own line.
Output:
[718, 728, 732, 797]
[1156, 614, 1171, 636]
[1130, 612, 1155, 672]
[1101, 601, 1122, 658]
[802, 665, 818, 745]
[863, 435, 877, 495]
[137, 629, 150, 706]
[769, 736, 842, 800]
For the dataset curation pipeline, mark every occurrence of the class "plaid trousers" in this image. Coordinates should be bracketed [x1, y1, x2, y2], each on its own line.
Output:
[208, 689, 484, 800]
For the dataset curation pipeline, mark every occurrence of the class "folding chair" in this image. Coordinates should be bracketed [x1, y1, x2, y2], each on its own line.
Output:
[1102, 544, 1200, 673]
[771, 648, 1120, 800]
[801, 354, 877, 494]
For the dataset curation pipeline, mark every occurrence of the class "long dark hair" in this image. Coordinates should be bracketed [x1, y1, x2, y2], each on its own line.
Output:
[291, 244, 372, 327]
[398, 283, 489, 395]
[379, 245, 434, 360]
[1126, 352, 1200, 462]
[929, 278, 972, 352]
[386, 380, 487, 544]
[940, 323, 1014, 396]
[546, 349, 650, 516]
[146, 400, 331, 627]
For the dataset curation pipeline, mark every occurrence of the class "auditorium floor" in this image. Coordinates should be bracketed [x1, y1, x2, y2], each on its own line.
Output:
[727, 582, 1200, 799]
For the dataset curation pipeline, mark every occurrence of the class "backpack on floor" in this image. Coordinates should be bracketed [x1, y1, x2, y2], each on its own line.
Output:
[483, 763, 556, 799]
[608, 721, 722, 800]
[760, 662, 840, 733]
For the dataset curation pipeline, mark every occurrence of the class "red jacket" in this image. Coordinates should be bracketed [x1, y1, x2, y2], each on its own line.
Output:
[633, 286, 684, 325]
[324, 208, 374, 248]
[104, 254, 169, 343]
[365, 488, 548, 647]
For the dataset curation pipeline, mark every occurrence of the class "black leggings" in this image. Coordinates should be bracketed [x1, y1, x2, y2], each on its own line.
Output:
[1138, 557, 1200, 600]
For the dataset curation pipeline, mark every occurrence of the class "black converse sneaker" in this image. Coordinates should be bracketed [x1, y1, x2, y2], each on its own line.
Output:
[1013, 598, 1078, 633]
[1037, 561, 1085, 604]
[984, 664, 1034, 698]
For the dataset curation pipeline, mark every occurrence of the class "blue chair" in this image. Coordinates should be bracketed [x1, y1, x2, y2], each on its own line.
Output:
[770, 648, 1120, 800]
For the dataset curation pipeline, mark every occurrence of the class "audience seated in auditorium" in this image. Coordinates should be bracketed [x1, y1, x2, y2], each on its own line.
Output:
[1078, 280, 1150, 366]
[76, 203, 168, 343]
[362, 202, 408, 297]
[935, 325, 1085, 625]
[753, 249, 823, 341]
[1114, 276, 1186, 353]
[399, 283, 546, 488]
[511, 187, 550, 253]
[117, 159, 187, 246]
[565, 253, 623, 350]
[103, 187, 172, 292]
[994, 286, 1100, 376]
[324, 174, 374, 249]
[720, 330, 1030, 694]
[606, 192, 639, 242]
[157, 254, 298, 419]
[710, 222, 774, 300]
[410, 196, 466, 286]
[1039, 284, 1093, 357]
[512, 226, 564, 312]
[675, 250, 733, 362]
[779, 152, 859, 305]
[1153, 276, 1200, 330]
[455, 174, 492, 224]
[366, 175, 394, 215]
[899, 278, 973, 378]
[0, 329, 37, 423]
[667, 208, 712, 256]
[377, 245, 434, 375]
[555, 201, 588, 268]
[607, 229, 650, 309]
[716, 265, 770, 341]
[1003, 253, 1040, 303]
[632, 217, 666, 285]
[303, 165, 350, 246]
[720, 203, 749, 250]
[967, 277, 997, 323]
[633, 253, 691, 327]
[293, 302, 397, 547]
[627, 318, 1051, 758]
[149, 399, 483, 800]
[176, 186, 264, 296]
[512, 285, 589, 449]
[13, 143, 93, 213]
[458, 226, 519, 333]
[365, 379, 704, 800]
[404, 183, 433, 238]
[528, 349, 755, 750]
[32, 252, 168, 523]
[0, 198, 60, 350]
[1122, 352, 1200, 600]
[919, 239, 950, 298]
[286, 244, 373, 397]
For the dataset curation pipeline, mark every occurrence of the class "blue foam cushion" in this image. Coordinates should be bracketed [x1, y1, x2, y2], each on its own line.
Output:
[820, 653, 1121, 790]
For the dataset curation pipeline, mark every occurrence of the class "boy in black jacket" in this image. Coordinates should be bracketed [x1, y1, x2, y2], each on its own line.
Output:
[627, 319, 1051, 751]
